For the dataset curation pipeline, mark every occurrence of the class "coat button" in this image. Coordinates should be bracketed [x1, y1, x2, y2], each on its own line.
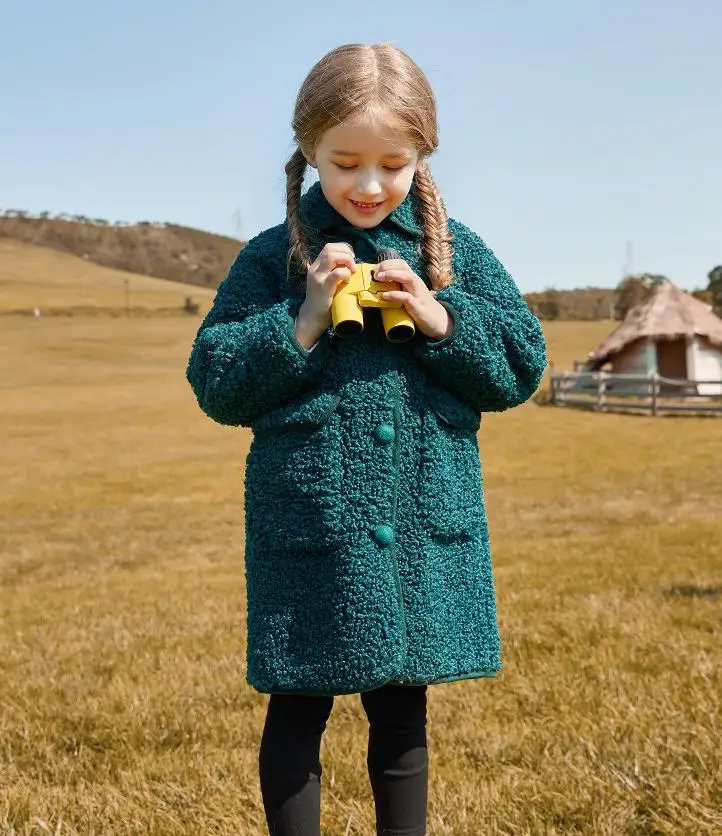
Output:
[374, 423, 395, 444]
[373, 524, 394, 546]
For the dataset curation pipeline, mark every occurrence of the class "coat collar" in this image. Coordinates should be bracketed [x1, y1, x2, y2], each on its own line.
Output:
[299, 180, 423, 238]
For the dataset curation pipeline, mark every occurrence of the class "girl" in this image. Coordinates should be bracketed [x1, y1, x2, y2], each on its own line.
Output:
[187, 42, 547, 836]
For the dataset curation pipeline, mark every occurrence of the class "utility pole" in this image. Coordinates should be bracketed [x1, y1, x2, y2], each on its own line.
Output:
[232, 207, 243, 239]
[623, 241, 633, 278]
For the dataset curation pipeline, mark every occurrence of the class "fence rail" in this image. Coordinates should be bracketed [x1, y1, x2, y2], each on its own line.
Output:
[549, 369, 722, 416]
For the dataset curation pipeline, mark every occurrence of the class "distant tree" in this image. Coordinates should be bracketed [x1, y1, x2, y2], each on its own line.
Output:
[614, 274, 655, 319]
[39, 211, 50, 220]
[647, 273, 668, 288]
[692, 289, 713, 305]
[707, 266, 722, 317]
[535, 289, 562, 320]
[523, 287, 616, 321]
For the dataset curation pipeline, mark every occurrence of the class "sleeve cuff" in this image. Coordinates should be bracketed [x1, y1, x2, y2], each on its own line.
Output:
[293, 316, 320, 352]
[420, 300, 462, 351]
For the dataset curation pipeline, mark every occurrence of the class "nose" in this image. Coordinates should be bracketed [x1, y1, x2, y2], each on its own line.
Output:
[356, 168, 383, 197]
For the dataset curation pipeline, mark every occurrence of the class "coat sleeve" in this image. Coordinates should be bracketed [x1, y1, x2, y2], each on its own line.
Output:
[186, 232, 332, 427]
[413, 219, 547, 413]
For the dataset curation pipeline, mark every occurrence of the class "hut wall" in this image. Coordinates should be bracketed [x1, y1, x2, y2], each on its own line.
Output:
[693, 336, 722, 395]
[608, 339, 655, 392]
[611, 341, 654, 374]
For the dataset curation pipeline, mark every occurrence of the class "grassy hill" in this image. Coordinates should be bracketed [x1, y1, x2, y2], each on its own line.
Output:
[0, 213, 243, 291]
[0, 238, 217, 316]
[1, 213, 715, 322]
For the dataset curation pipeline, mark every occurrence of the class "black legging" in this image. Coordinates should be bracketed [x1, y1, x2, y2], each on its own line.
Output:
[259, 683, 428, 835]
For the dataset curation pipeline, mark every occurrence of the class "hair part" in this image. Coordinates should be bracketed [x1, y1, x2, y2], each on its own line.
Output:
[285, 43, 453, 289]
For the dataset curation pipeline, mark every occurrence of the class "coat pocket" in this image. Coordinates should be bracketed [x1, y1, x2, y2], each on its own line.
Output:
[418, 384, 485, 542]
[245, 390, 344, 552]
[251, 391, 342, 438]
[424, 384, 481, 432]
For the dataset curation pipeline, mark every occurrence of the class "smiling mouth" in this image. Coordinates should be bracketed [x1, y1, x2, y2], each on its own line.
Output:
[351, 200, 384, 209]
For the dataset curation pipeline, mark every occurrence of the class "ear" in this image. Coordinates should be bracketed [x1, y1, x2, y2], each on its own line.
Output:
[301, 147, 316, 169]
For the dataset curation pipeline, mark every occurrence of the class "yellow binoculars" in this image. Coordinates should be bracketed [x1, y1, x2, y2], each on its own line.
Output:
[331, 248, 415, 343]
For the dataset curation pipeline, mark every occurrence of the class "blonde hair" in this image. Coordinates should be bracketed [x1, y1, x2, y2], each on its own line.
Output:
[285, 43, 453, 289]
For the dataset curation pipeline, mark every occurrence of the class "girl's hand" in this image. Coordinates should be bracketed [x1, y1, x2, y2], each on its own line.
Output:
[298, 242, 356, 340]
[375, 258, 453, 340]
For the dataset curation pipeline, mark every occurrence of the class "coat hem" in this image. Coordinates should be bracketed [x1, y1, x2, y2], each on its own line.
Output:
[428, 667, 499, 684]
[249, 676, 395, 697]
[390, 665, 500, 686]
[248, 664, 500, 696]
[247, 657, 407, 696]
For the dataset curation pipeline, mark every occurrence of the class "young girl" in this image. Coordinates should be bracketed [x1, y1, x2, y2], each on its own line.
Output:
[187, 42, 547, 836]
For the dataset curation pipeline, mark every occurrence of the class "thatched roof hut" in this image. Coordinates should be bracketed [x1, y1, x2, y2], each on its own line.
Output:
[586, 279, 722, 395]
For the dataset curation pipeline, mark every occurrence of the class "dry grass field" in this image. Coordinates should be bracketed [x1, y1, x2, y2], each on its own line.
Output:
[0, 239, 216, 316]
[1, 303, 720, 834]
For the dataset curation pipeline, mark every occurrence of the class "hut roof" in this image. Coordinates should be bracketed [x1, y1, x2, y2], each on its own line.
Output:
[590, 279, 722, 363]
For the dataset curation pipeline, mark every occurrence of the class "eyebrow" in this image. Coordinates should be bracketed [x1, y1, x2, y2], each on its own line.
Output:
[329, 150, 410, 159]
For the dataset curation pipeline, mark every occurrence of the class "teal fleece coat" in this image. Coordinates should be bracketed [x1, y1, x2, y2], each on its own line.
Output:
[186, 181, 547, 695]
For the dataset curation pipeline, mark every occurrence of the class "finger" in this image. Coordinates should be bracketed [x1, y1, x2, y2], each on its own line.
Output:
[377, 258, 408, 272]
[379, 290, 416, 306]
[325, 242, 356, 262]
[323, 252, 356, 273]
[375, 269, 420, 287]
[328, 266, 353, 284]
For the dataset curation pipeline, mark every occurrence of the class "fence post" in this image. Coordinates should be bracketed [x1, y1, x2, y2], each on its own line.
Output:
[596, 371, 607, 411]
[651, 372, 660, 416]
[549, 363, 556, 404]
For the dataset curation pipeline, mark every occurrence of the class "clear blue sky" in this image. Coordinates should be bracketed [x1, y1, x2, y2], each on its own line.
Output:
[2, 0, 720, 292]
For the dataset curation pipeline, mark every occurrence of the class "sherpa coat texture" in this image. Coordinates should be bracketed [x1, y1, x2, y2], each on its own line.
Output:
[186, 181, 547, 696]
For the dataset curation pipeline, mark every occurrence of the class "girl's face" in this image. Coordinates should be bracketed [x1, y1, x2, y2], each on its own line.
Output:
[305, 109, 420, 229]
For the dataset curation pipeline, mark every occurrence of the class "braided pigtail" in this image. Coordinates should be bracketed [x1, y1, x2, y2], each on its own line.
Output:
[285, 147, 311, 286]
[413, 161, 453, 290]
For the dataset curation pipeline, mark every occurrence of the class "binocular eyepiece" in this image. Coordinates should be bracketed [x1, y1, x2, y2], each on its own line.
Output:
[376, 248, 401, 263]
[330, 248, 416, 343]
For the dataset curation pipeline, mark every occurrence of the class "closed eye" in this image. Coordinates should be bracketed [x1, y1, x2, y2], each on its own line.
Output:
[333, 163, 406, 172]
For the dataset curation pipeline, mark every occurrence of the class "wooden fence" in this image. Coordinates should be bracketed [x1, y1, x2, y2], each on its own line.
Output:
[548, 369, 722, 416]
